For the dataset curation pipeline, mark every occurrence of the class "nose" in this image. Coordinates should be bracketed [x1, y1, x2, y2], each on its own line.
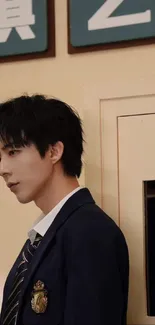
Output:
[0, 158, 11, 177]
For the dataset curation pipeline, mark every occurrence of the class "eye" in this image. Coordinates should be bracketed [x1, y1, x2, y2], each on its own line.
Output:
[8, 150, 18, 156]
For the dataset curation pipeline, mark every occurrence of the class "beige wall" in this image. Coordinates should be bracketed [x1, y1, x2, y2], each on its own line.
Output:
[0, 0, 155, 309]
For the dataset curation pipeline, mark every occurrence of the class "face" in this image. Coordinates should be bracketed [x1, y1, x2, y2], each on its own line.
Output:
[0, 142, 54, 204]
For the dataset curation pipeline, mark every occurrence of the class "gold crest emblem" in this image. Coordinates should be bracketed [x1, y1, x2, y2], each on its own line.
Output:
[31, 280, 48, 314]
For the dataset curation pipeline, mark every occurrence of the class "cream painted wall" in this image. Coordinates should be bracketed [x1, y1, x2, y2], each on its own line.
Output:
[1, 0, 155, 309]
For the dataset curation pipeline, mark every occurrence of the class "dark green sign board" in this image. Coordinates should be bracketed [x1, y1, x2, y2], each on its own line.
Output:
[0, 0, 55, 61]
[69, 0, 155, 49]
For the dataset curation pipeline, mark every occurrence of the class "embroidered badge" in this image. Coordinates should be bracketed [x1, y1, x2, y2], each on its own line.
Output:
[31, 280, 48, 314]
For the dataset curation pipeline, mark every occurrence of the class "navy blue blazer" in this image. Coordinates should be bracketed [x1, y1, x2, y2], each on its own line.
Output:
[0, 188, 129, 325]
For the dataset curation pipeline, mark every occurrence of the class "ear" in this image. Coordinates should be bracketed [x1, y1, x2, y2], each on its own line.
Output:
[49, 141, 64, 164]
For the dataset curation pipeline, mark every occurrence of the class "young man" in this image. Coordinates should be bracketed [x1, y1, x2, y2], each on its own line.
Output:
[0, 95, 129, 325]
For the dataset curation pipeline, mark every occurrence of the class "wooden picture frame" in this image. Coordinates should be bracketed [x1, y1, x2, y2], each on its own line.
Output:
[67, 0, 155, 55]
[0, 0, 55, 63]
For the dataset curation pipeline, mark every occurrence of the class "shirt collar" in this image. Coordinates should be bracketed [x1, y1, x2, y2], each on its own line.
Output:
[28, 187, 81, 244]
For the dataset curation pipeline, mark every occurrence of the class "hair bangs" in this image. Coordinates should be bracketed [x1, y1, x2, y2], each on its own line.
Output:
[0, 119, 29, 148]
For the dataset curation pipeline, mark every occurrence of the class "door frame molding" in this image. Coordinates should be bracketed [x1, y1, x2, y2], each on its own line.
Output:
[84, 79, 155, 224]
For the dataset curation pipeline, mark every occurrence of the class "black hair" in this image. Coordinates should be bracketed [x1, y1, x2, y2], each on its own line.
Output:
[0, 95, 84, 177]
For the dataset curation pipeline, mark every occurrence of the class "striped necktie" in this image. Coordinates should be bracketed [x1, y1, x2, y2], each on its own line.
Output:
[2, 235, 42, 325]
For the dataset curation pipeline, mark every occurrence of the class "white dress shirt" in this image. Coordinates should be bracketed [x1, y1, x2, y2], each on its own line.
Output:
[28, 187, 81, 244]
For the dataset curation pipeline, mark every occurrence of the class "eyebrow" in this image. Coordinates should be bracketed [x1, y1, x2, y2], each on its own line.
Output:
[1, 143, 15, 151]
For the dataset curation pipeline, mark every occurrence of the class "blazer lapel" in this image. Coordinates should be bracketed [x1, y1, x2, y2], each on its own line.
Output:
[17, 188, 94, 319]
[1, 240, 28, 318]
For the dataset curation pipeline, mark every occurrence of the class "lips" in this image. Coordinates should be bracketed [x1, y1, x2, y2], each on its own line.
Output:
[7, 182, 19, 189]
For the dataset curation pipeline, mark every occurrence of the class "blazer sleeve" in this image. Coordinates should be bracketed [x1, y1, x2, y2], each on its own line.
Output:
[63, 223, 129, 325]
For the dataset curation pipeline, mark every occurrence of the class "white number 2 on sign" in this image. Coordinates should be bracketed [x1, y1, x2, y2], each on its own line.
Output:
[88, 0, 151, 31]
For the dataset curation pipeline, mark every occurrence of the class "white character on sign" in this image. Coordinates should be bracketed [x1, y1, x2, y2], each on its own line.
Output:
[88, 0, 151, 31]
[0, 0, 35, 43]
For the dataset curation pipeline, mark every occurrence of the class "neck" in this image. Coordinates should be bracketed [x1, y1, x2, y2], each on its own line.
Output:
[34, 170, 80, 215]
